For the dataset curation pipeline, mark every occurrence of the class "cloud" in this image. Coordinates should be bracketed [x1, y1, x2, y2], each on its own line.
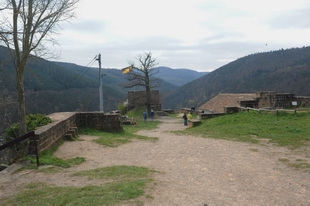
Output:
[52, 0, 310, 72]
[64, 20, 107, 33]
[268, 7, 310, 29]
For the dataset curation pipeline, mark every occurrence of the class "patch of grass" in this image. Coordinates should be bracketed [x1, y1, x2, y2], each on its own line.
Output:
[39, 167, 65, 173]
[249, 148, 259, 152]
[279, 158, 290, 163]
[23, 182, 51, 189]
[80, 125, 158, 148]
[178, 111, 310, 149]
[289, 162, 310, 170]
[72, 165, 155, 180]
[278, 158, 310, 173]
[26, 142, 86, 168]
[1, 166, 156, 206]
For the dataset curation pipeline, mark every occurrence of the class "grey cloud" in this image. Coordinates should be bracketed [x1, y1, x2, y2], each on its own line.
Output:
[63, 20, 107, 33]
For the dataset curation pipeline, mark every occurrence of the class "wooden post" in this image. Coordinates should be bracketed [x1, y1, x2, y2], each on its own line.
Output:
[32, 135, 40, 167]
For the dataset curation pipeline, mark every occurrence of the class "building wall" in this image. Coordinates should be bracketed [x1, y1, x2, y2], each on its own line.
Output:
[256, 92, 295, 108]
[296, 96, 310, 107]
[128, 90, 161, 111]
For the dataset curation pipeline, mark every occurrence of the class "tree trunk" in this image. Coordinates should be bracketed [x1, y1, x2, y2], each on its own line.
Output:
[146, 86, 151, 117]
[16, 65, 27, 136]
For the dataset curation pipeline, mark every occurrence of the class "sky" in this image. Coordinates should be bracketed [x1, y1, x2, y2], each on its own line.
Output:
[54, 0, 310, 72]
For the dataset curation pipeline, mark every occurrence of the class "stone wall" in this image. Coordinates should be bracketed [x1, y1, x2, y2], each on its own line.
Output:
[28, 112, 122, 156]
[77, 112, 122, 132]
[28, 112, 77, 155]
[296, 96, 310, 107]
[256, 91, 295, 108]
[199, 113, 225, 119]
[127, 90, 161, 111]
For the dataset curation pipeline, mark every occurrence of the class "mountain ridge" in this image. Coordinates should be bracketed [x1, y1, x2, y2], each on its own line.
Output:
[163, 47, 310, 110]
[0, 45, 206, 115]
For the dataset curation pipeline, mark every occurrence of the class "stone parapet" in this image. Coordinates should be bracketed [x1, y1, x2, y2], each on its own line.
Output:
[28, 112, 122, 155]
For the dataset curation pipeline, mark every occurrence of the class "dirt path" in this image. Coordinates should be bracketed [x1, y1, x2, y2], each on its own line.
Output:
[1, 117, 310, 205]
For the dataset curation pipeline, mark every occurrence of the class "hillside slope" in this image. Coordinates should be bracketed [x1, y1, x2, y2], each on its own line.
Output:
[153, 66, 208, 86]
[0, 46, 125, 114]
[164, 47, 310, 109]
[1, 45, 204, 115]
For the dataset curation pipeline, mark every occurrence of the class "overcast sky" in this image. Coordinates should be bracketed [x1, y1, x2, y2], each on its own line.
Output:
[54, 0, 310, 72]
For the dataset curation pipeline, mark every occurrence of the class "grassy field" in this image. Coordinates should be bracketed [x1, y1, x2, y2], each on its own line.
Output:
[1, 165, 156, 206]
[179, 111, 310, 149]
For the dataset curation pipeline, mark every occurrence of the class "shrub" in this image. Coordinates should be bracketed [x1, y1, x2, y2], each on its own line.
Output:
[4, 114, 52, 141]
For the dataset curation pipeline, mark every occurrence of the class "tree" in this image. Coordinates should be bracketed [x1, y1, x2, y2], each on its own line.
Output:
[124, 52, 159, 116]
[0, 0, 79, 136]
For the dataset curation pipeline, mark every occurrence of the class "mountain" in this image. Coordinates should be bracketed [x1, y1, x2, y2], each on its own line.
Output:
[54, 62, 207, 103]
[164, 47, 310, 110]
[153, 66, 209, 86]
[0, 45, 204, 117]
[0, 46, 125, 115]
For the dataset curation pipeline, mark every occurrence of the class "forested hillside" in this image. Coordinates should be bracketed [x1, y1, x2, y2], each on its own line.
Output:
[153, 67, 209, 86]
[0, 45, 205, 120]
[0, 46, 125, 116]
[164, 47, 310, 110]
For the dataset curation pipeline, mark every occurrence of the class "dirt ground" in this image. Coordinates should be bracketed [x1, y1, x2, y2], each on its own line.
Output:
[0, 116, 309, 206]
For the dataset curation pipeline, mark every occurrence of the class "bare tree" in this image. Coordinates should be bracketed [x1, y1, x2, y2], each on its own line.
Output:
[124, 52, 159, 116]
[0, 0, 79, 136]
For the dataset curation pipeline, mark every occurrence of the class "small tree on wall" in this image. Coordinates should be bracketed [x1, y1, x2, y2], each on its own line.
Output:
[124, 52, 159, 116]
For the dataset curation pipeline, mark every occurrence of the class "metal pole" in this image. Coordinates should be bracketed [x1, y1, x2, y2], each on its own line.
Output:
[97, 54, 104, 112]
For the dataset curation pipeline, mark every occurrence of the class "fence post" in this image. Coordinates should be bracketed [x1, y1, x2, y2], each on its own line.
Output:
[32, 135, 40, 167]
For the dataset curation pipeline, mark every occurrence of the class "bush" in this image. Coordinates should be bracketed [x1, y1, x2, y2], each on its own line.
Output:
[4, 114, 52, 141]
[117, 103, 127, 115]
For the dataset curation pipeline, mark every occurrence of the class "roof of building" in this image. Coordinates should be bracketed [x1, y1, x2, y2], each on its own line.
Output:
[198, 93, 256, 113]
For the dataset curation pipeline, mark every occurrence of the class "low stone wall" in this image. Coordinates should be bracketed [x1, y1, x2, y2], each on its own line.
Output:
[225, 107, 240, 114]
[296, 96, 310, 107]
[28, 112, 77, 155]
[77, 112, 122, 132]
[188, 120, 201, 127]
[199, 113, 225, 119]
[28, 112, 122, 155]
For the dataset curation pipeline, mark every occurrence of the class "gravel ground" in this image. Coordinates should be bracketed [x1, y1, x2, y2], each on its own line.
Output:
[0, 116, 309, 206]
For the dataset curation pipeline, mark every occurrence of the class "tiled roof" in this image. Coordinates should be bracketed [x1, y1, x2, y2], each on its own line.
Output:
[198, 93, 256, 113]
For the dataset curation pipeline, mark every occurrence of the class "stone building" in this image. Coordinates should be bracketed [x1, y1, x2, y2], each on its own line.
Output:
[199, 91, 310, 113]
[127, 90, 161, 111]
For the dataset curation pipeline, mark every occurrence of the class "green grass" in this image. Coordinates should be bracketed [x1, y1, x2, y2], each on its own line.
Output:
[279, 158, 310, 173]
[26, 141, 86, 169]
[79, 107, 160, 147]
[72, 165, 155, 180]
[80, 122, 159, 148]
[1, 166, 156, 206]
[178, 111, 310, 149]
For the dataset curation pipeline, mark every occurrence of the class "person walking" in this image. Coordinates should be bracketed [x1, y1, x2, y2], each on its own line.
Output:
[183, 112, 188, 126]
[187, 112, 192, 120]
[150, 110, 155, 121]
[143, 111, 147, 123]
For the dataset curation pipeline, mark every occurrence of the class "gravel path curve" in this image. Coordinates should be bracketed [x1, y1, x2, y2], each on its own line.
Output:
[1, 116, 309, 206]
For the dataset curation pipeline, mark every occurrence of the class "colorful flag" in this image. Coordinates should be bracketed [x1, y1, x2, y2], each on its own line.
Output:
[121, 65, 134, 74]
